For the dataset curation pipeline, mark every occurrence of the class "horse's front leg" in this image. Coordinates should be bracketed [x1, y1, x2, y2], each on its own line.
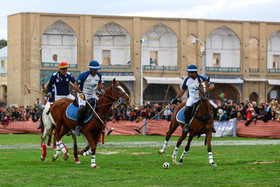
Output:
[78, 135, 90, 156]
[83, 132, 100, 168]
[177, 133, 195, 165]
[158, 122, 181, 154]
[172, 131, 188, 164]
[206, 130, 217, 167]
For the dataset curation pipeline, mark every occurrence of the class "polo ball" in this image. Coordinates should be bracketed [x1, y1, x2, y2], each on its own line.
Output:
[162, 162, 170, 169]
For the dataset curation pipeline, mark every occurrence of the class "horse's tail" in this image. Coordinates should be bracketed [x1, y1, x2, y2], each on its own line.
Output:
[32, 105, 45, 122]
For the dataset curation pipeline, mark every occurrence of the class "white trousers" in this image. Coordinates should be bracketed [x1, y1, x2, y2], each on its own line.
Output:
[55, 94, 75, 101]
[186, 97, 217, 108]
[77, 93, 99, 107]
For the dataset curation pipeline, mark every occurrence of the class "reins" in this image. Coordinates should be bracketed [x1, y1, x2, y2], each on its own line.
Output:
[95, 87, 126, 108]
[193, 82, 213, 133]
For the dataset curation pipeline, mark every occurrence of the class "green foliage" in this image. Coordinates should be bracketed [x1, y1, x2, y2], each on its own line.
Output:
[0, 39, 7, 49]
[0, 134, 279, 186]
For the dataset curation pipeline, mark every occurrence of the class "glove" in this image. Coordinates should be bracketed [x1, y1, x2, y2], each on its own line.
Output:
[79, 93, 86, 100]
[171, 97, 179, 104]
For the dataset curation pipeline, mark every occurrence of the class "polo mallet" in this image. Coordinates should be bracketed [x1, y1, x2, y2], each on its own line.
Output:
[134, 104, 171, 134]
[85, 100, 114, 136]
[25, 83, 48, 97]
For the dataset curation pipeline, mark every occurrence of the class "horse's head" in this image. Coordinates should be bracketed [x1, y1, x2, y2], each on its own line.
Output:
[104, 78, 129, 104]
[198, 76, 210, 100]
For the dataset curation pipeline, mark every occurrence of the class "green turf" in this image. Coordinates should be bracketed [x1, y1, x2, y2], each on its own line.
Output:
[0, 134, 280, 186]
[0, 145, 279, 186]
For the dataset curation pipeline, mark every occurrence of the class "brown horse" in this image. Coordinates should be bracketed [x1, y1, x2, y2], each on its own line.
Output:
[159, 77, 217, 166]
[50, 79, 129, 168]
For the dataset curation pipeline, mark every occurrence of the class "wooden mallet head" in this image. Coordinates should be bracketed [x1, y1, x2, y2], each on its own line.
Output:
[25, 83, 31, 93]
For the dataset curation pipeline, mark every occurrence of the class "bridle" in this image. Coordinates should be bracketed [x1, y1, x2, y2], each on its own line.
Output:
[97, 85, 127, 108]
[199, 82, 209, 100]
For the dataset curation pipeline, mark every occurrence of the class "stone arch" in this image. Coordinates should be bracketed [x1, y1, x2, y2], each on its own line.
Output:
[249, 37, 259, 70]
[93, 22, 131, 65]
[143, 84, 176, 104]
[41, 20, 77, 67]
[103, 81, 131, 97]
[267, 86, 280, 102]
[141, 24, 178, 67]
[267, 30, 280, 69]
[210, 84, 241, 103]
[206, 26, 240, 68]
[249, 92, 259, 103]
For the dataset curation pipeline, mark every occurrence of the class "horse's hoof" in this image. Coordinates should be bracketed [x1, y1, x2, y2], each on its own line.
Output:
[40, 156, 45, 161]
[177, 162, 183, 166]
[158, 149, 165, 154]
[52, 155, 57, 161]
[63, 153, 69, 161]
[211, 163, 217, 167]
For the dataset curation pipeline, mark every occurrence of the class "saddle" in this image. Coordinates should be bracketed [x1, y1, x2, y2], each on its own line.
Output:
[66, 98, 97, 123]
[176, 101, 200, 124]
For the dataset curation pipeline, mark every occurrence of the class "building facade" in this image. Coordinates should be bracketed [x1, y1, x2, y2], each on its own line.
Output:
[7, 12, 280, 106]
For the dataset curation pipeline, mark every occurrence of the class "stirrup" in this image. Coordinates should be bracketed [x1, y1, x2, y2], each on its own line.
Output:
[183, 124, 190, 133]
[75, 126, 81, 136]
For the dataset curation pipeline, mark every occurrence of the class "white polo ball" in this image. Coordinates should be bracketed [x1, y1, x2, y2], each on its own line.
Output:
[162, 162, 170, 169]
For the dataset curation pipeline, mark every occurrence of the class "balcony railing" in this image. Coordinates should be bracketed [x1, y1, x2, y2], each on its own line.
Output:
[143, 65, 178, 71]
[267, 68, 280, 73]
[249, 68, 259, 73]
[206, 67, 240, 72]
[100, 64, 131, 69]
[42, 62, 78, 68]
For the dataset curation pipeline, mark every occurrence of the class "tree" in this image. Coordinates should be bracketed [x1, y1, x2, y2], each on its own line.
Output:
[0, 39, 7, 49]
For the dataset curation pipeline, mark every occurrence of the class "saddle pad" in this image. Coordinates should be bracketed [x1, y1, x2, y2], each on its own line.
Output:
[66, 103, 92, 124]
[176, 106, 186, 124]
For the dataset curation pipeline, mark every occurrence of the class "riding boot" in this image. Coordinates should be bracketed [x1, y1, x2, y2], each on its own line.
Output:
[75, 106, 86, 136]
[183, 106, 192, 133]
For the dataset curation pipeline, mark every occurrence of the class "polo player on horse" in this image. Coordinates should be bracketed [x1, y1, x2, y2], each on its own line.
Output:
[74, 60, 103, 136]
[171, 65, 217, 133]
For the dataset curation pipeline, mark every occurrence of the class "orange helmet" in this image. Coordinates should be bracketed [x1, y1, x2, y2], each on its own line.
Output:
[59, 61, 69, 69]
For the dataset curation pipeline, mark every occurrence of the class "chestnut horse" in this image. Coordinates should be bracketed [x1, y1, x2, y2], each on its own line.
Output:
[159, 77, 217, 166]
[50, 79, 129, 168]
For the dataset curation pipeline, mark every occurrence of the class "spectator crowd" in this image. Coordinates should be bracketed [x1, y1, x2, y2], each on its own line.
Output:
[1, 98, 280, 127]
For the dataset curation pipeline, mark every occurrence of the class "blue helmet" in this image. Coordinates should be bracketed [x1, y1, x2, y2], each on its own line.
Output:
[186, 65, 198, 72]
[89, 61, 101, 70]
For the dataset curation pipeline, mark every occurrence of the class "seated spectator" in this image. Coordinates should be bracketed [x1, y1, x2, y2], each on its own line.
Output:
[217, 109, 228, 121]
[228, 106, 237, 119]
[246, 103, 255, 121]
[236, 111, 245, 121]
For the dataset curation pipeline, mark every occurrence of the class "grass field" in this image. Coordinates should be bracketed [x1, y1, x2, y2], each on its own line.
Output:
[1, 134, 280, 186]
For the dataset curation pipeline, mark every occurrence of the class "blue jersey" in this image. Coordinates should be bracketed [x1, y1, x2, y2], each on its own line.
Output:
[47, 71, 76, 96]
[76, 71, 102, 95]
[182, 75, 211, 99]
